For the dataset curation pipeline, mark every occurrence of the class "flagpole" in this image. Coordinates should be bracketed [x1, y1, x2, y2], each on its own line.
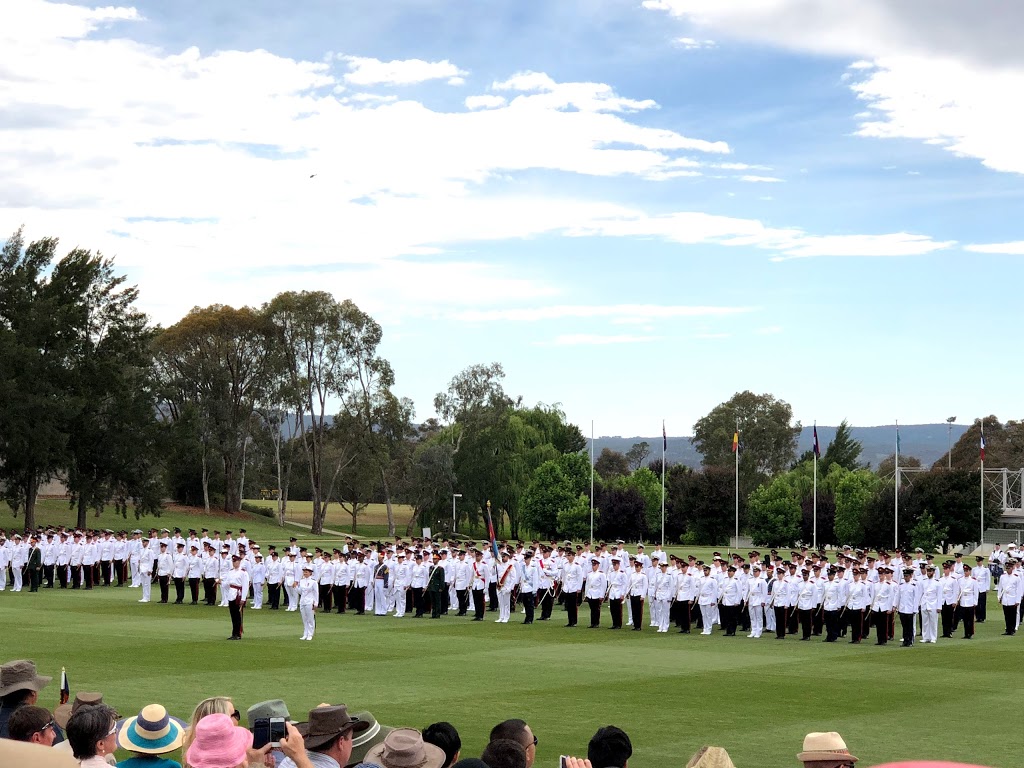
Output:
[590, 420, 595, 546]
[894, 420, 900, 550]
[734, 419, 740, 552]
[813, 422, 818, 551]
[980, 420, 985, 546]
[661, 420, 666, 548]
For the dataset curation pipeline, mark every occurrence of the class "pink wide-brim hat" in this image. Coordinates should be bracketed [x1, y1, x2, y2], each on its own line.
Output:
[185, 713, 253, 768]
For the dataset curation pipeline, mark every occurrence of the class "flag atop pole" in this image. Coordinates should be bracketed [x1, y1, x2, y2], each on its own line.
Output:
[980, 426, 986, 462]
[812, 424, 820, 458]
[60, 668, 69, 706]
[485, 501, 500, 561]
[812, 421, 818, 550]
[731, 429, 739, 453]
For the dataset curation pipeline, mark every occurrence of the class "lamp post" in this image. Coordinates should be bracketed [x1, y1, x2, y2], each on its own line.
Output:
[946, 416, 956, 469]
[452, 493, 462, 533]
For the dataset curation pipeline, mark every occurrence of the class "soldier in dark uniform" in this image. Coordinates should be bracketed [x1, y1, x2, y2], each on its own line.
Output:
[427, 552, 447, 619]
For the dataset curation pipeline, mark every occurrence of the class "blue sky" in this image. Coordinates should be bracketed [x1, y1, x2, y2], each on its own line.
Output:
[2, 0, 1022, 436]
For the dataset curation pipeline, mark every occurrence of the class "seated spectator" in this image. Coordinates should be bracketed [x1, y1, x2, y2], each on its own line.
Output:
[797, 732, 858, 768]
[480, 739, 527, 768]
[8, 705, 58, 745]
[66, 703, 120, 767]
[0, 659, 53, 739]
[587, 727, 631, 768]
[181, 697, 237, 768]
[55, 694, 112, 765]
[366, 728, 446, 768]
[0, 738, 78, 768]
[685, 746, 736, 768]
[422, 722, 462, 768]
[487, 720, 537, 768]
[347, 711, 394, 768]
[115, 704, 186, 768]
[281, 704, 369, 768]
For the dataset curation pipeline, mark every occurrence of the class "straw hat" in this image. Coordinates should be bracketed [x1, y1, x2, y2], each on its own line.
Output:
[0, 739, 77, 768]
[686, 746, 736, 768]
[117, 704, 186, 755]
[365, 728, 446, 768]
[53, 692, 104, 729]
[798, 732, 858, 764]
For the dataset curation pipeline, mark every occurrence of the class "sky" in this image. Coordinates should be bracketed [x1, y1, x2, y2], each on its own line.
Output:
[2, 0, 1022, 437]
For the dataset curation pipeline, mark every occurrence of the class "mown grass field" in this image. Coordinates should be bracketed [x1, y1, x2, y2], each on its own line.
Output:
[0, 578, 1016, 767]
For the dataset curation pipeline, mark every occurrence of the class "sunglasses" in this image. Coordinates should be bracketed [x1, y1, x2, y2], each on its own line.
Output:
[35, 720, 56, 734]
[107, 721, 118, 736]
[231, 710, 241, 721]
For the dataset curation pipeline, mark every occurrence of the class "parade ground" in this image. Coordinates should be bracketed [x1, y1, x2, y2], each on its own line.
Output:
[1, 580, 1015, 767]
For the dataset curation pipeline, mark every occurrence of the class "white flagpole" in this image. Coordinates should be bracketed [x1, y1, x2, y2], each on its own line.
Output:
[813, 422, 818, 551]
[590, 420, 595, 545]
[980, 420, 985, 546]
[734, 420, 740, 551]
[661, 420, 666, 548]
[894, 419, 900, 550]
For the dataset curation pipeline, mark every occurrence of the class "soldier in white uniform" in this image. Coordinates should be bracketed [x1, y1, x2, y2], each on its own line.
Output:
[138, 538, 155, 603]
[747, 565, 768, 639]
[972, 556, 991, 623]
[560, 553, 583, 627]
[653, 562, 675, 633]
[584, 558, 607, 628]
[297, 565, 318, 640]
[697, 565, 719, 635]
[606, 558, 628, 629]
[896, 568, 922, 647]
[250, 553, 267, 609]
[958, 566, 980, 639]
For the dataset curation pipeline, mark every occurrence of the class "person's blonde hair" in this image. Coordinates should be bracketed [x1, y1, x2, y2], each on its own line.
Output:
[181, 696, 234, 768]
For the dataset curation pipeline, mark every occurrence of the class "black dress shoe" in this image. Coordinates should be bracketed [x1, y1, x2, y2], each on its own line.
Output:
[633, 627, 642, 631]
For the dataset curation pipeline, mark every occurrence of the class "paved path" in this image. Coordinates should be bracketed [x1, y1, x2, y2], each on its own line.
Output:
[281, 518, 347, 537]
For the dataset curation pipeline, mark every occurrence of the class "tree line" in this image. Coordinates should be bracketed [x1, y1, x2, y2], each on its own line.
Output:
[0, 231, 1011, 547]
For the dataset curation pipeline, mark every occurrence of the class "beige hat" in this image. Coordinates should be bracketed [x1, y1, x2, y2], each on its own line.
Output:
[365, 728, 446, 768]
[686, 746, 736, 768]
[0, 739, 77, 768]
[0, 660, 52, 697]
[798, 732, 858, 764]
[54, 691, 104, 729]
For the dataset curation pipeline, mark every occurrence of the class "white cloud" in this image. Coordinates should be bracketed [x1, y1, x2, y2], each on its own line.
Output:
[455, 304, 753, 323]
[541, 334, 663, 346]
[740, 174, 783, 183]
[965, 241, 1024, 255]
[465, 94, 506, 110]
[770, 233, 954, 261]
[341, 55, 468, 86]
[676, 37, 716, 50]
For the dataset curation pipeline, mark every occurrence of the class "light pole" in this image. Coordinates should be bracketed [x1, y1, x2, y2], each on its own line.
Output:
[452, 493, 462, 534]
[946, 416, 956, 469]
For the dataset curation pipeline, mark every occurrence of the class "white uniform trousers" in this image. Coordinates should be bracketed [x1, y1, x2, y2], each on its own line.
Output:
[252, 582, 264, 609]
[140, 574, 152, 602]
[657, 599, 671, 632]
[765, 604, 776, 631]
[129, 559, 140, 587]
[300, 603, 316, 639]
[374, 581, 389, 615]
[12, 567, 23, 591]
[393, 587, 407, 617]
[920, 607, 938, 642]
[285, 583, 299, 611]
[700, 604, 715, 634]
[749, 604, 764, 637]
[364, 584, 375, 612]
[219, 581, 230, 606]
[497, 591, 511, 623]
[0, 565, 6, 590]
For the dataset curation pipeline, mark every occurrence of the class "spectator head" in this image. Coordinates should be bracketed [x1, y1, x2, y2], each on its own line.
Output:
[797, 732, 858, 768]
[7, 705, 57, 745]
[481, 739, 528, 768]
[185, 713, 253, 768]
[0, 660, 52, 709]
[66, 703, 119, 761]
[299, 704, 370, 767]
[182, 696, 236, 759]
[587, 726, 632, 768]
[423, 721, 462, 768]
[116, 704, 185, 756]
[366, 728, 446, 768]
[488, 719, 536, 768]
[246, 700, 291, 730]
[685, 746, 736, 768]
[54, 692, 104, 732]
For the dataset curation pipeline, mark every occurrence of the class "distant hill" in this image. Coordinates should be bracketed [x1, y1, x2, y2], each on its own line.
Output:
[591, 423, 970, 470]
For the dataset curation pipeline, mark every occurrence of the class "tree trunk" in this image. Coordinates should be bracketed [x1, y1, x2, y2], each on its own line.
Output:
[23, 474, 39, 531]
[77, 494, 88, 531]
[380, 467, 395, 537]
[275, 427, 285, 526]
[239, 437, 248, 503]
[201, 443, 211, 514]
[223, 452, 241, 513]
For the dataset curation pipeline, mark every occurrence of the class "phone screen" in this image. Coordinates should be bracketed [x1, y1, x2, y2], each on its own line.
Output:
[560, 757, 568, 768]
[252, 718, 271, 749]
[270, 717, 287, 742]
